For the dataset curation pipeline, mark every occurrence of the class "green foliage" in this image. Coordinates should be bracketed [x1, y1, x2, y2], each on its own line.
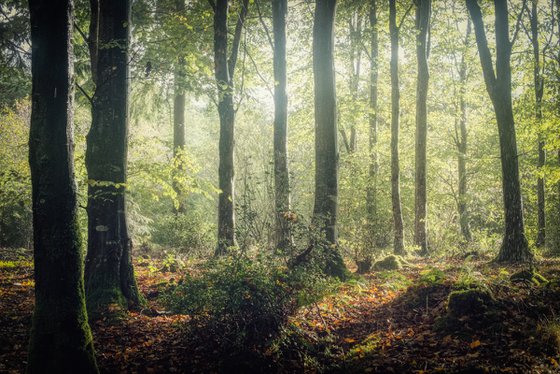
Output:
[151, 211, 214, 255]
[0, 101, 32, 248]
[419, 267, 447, 286]
[162, 253, 337, 368]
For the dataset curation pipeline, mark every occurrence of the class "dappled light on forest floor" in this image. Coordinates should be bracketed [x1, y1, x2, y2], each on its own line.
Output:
[2, 247, 560, 373]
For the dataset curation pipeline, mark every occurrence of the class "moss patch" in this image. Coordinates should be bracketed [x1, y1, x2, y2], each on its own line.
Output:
[510, 269, 548, 286]
[447, 288, 495, 317]
[372, 255, 406, 271]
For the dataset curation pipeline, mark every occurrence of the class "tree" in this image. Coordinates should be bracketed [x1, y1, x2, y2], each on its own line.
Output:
[413, 0, 431, 255]
[527, 0, 546, 247]
[272, 0, 292, 250]
[466, 0, 532, 262]
[173, 0, 187, 214]
[312, 0, 347, 278]
[85, 0, 143, 315]
[366, 0, 379, 248]
[211, 0, 249, 255]
[389, 0, 408, 256]
[27, 0, 98, 371]
[455, 20, 473, 242]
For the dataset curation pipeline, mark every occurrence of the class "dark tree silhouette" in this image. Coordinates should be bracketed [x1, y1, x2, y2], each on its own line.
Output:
[27, 0, 98, 371]
[85, 0, 143, 314]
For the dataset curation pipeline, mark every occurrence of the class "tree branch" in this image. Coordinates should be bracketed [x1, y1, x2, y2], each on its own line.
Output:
[255, 0, 274, 50]
[228, 0, 250, 78]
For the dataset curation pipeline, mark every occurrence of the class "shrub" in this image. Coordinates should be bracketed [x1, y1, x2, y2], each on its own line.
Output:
[163, 253, 336, 370]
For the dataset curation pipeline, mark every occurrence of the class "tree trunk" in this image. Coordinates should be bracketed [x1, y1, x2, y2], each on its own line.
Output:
[85, 0, 143, 316]
[27, 0, 98, 372]
[389, 0, 405, 256]
[213, 0, 249, 255]
[173, 0, 186, 214]
[366, 0, 379, 248]
[272, 0, 292, 250]
[529, 0, 545, 247]
[313, 0, 347, 278]
[348, 10, 362, 153]
[467, 0, 531, 262]
[457, 21, 473, 242]
[414, 0, 431, 255]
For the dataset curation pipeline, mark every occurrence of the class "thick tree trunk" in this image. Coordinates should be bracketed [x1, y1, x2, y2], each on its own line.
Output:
[366, 0, 379, 248]
[27, 0, 98, 372]
[272, 0, 292, 250]
[467, 0, 531, 262]
[313, 0, 347, 278]
[213, 0, 248, 255]
[529, 0, 545, 247]
[389, 0, 405, 256]
[85, 0, 143, 315]
[457, 22, 472, 242]
[414, 0, 431, 255]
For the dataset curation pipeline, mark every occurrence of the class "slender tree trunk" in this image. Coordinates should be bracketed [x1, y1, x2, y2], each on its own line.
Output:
[27, 0, 98, 371]
[366, 0, 379, 248]
[414, 0, 431, 255]
[529, 0, 546, 247]
[272, 0, 292, 250]
[467, 0, 531, 262]
[348, 10, 362, 153]
[173, 0, 186, 214]
[213, 0, 248, 255]
[85, 0, 143, 315]
[457, 21, 473, 242]
[389, 0, 405, 256]
[313, 0, 347, 278]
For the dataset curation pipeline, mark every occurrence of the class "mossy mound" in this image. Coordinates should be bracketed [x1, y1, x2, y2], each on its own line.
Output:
[447, 288, 495, 317]
[373, 255, 406, 271]
[510, 269, 548, 286]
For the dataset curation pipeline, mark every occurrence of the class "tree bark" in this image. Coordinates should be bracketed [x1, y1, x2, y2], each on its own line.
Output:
[173, 0, 186, 214]
[85, 0, 143, 315]
[313, 0, 347, 278]
[272, 0, 292, 250]
[456, 21, 473, 242]
[366, 0, 379, 248]
[529, 0, 545, 247]
[27, 0, 98, 371]
[389, 0, 405, 256]
[213, 0, 249, 255]
[467, 0, 532, 262]
[414, 0, 431, 255]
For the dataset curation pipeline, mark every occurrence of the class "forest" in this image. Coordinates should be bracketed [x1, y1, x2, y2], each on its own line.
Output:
[1, 0, 560, 372]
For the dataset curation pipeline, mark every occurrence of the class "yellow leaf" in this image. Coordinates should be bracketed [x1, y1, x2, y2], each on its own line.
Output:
[344, 338, 356, 343]
[469, 340, 481, 349]
[550, 357, 559, 368]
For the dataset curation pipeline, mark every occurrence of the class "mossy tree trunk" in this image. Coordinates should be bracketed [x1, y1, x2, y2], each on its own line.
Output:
[312, 0, 347, 278]
[85, 0, 143, 316]
[467, 0, 532, 262]
[389, 0, 405, 256]
[413, 0, 431, 256]
[272, 0, 293, 250]
[27, 0, 98, 372]
[212, 0, 249, 255]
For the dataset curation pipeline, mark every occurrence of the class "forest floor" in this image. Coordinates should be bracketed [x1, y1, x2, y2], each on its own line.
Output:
[1, 247, 560, 373]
